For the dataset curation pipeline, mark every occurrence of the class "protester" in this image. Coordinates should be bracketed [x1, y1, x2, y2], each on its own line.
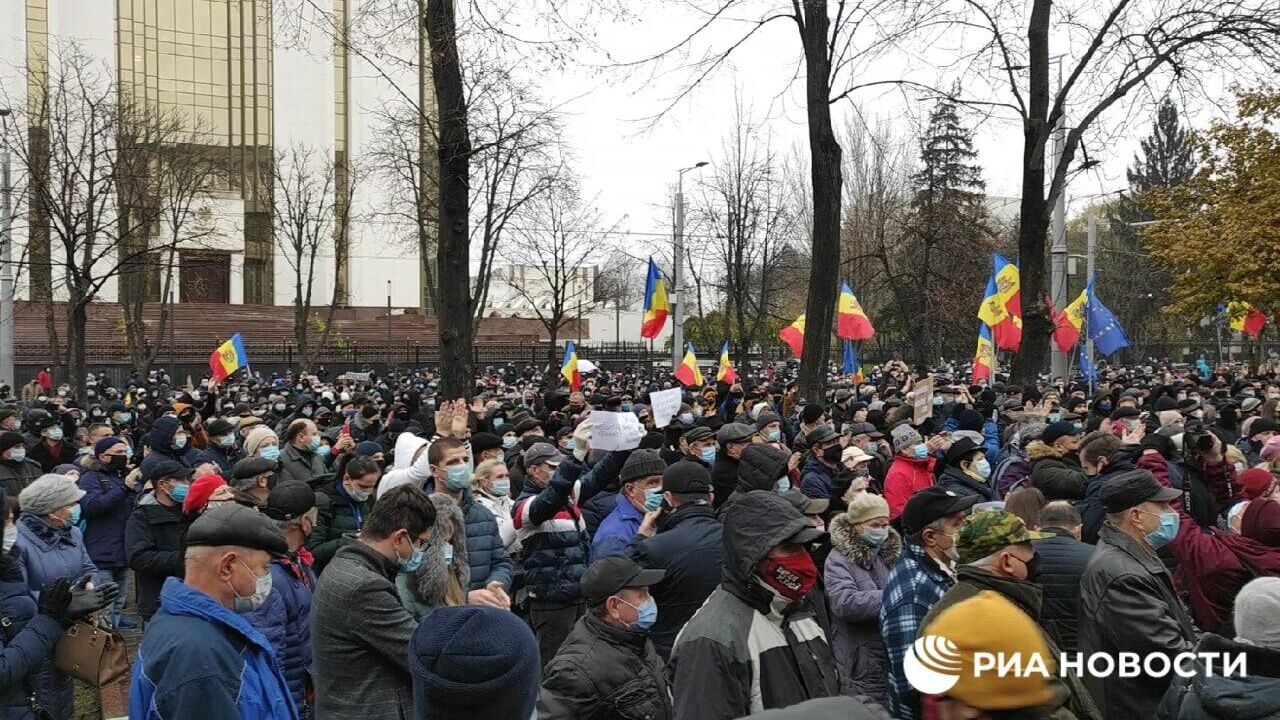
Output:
[0, 431, 42, 497]
[593, 448, 665, 559]
[936, 437, 998, 502]
[883, 425, 938, 520]
[538, 556, 671, 719]
[15, 474, 100, 596]
[308, 454, 379, 573]
[426, 436, 513, 604]
[125, 460, 194, 622]
[397, 493, 467, 619]
[279, 419, 328, 485]
[1004, 486, 1047, 530]
[801, 425, 843, 500]
[140, 416, 194, 475]
[471, 458, 518, 553]
[75, 436, 137, 628]
[129, 503, 297, 719]
[669, 490, 837, 718]
[1031, 501, 1094, 653]
[1028, 420, 1088, 500]
[311, 484, 436, 719]
[230, 455, 277, 507]
[1239, 467, 1280, 546]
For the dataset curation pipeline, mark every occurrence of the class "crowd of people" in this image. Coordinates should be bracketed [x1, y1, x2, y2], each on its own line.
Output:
[0, 358, 1278, 719]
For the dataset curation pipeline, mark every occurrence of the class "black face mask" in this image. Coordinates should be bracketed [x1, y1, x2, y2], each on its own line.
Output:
[1019, 553, 1041, 583]
[822, 444, 843, 464]
[106, 455, 128, 473]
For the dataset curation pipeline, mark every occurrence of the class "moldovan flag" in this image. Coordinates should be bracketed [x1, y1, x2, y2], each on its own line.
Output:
[972, 324, 995, 384]
[209, 333, 248, 383]
[716, 341, 737, 384]
[779, 314, 805, 358]
[1228, 301, 1267, 337]
[977, 254, 1022, 350]
[561, 342, 581, 391]
[640, 257, 670, 339]
[675, 343, 703, 387]
[837, 282, 875, 340]
[842, 340, 863, 382]
[1053, 289, 1088, 352]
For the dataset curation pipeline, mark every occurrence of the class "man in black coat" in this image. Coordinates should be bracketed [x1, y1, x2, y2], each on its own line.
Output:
[124, 460, 192, 622]
[709, 423, 754, 509]
[1031, 501, 1095, 653]
[627, 461, 724, 659]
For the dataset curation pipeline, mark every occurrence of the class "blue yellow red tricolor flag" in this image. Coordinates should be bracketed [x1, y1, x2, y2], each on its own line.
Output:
[837, 282, 875, 340]
[640, 257, 670, 339]
[977, 254, 1022, 350]
[842, 340, 863, 382]
[716, 341, 737, 384]
[561, 342, 581, 391]
[1226, 301, 1267, 337]
[972, 324, 995, 384]
[209, 333, 248, 382]
[675, 343, 703, 387]
[1052, 288, 1088, 352]
[779, 314, 805, 358]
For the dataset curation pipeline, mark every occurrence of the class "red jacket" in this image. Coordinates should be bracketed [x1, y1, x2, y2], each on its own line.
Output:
[1241, 497, 1280, 547]
[884, 455, 936, 520]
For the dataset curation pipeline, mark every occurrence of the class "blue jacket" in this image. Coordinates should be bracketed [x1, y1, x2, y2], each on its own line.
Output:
[941, 417, 1001, 465]
[139, 417, 194, 477]
[244, 552, 316, 714]
[13, 514, 100, 597]
[130, 578, 299, 720]
[191, 444, 243, 476]
[591, 493, 644, 559]
[458, 490, 513, 591]
[800, 456, 837, 499]
[514, 460, 590, 605]
[0, 552, 66, 720]
[77, 465, 137, 568]
[880, 541, 955, 720]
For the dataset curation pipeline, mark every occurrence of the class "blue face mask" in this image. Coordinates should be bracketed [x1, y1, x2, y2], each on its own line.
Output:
[621, 596, 658, 631]
[66, 504, 81, 527]
[46, 426, 63, 441]
[8, 449, 25, 463]
[399, 536, 425, 573]
[260, 445, 280, 462]
[444, 463, 471, 491]
[699, 446, 717, 464]
[493, 418, 505, 430]
[173, 434, 187, 450]
[767, 428, 781, 442]
[932, 396, 944, 406]
[502, 436, 518, 449]
[776, 477, 791, 493]
[219, 434, 236, 448]
[308, 435, 322, 452]
[973, 457, 991, 479]
[491, 477, 511, 496]
[442, 542, 454, 565]
[621, 403, 633, 413]
[643, 487, 664, 512]
[679, 413, 693, 425]
[169, 483, 190, 503]
[1143, 511, 1180, 550]
[118, 413, 132, 424]
[912, 443, 929, 460]
[565, 438, 576, 451]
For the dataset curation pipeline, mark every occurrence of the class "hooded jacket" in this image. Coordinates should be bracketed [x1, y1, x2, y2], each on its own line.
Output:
[1157, 633, 1280, 720]
[397, 494, 468, 620]
[243, 549, 317, 715]
[538, 612, 672, 720]
[307, 475, 374, 574]
[824, 514, 901, 702]
[378, 433, 430, 497]
[1027, 440, 1087, 501]
[140, 417, 194, 476]
[668, 492, 838, 719]
[720, 445, 789, 515]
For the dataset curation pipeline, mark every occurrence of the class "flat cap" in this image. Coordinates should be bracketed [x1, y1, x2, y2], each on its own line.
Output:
[186, 502, 288, 555]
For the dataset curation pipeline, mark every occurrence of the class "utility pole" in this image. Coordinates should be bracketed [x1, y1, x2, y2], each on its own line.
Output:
[1085, 213, 1096, 392]
[386, 280, 392, 355]
[671, 161, 707, 370]
[168, 286, 176, 381]
[0, 108, 13, 394]
[1048, 59, 1069, 382]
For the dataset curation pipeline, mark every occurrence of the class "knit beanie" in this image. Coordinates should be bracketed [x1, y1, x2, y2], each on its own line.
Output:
[956, 408, 985, 433]
[1239, 468, 1278, 501]
[244, 426, 278, 458]
[922, 591, 1054, 710]
[620, 449, 666, 484]
[755, 411, 782, 431]
[891, 424, 923, 455]
[1234, 576, 1280, 650]
[93, 436, 125, 457]
[844, 492, 890, 525]
[410, 606, 540, 719]
[19, 474, 86, 515]
[0, 432, 24, 455]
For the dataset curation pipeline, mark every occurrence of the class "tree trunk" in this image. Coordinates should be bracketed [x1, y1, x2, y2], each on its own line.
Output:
[796, 0, 842, 401]
[65, 299, 87, 405]
[294, 300, 311, 371]
[427, 0, 473, 400]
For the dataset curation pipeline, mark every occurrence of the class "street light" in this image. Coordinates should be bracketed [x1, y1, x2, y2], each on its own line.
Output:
[671, 160, 708, 370]
[0, 107, 13, 392]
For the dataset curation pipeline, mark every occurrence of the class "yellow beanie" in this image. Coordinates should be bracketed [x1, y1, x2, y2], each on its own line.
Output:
[921, 591, 1054, 710]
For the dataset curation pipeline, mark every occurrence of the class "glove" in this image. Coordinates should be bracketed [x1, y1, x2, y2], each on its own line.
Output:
[66, 582, 120, 620]
[38, 579, 73, 623]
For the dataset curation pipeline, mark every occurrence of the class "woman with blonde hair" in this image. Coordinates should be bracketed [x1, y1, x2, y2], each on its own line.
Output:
[471, 458, 519, 554]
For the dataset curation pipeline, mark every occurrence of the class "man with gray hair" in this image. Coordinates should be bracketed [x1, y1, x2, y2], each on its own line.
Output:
[245, 482, 320, 718]
[231, 456, 277, 507]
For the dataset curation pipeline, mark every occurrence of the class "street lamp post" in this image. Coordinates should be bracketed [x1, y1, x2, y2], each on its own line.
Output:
[672, 161, 707, 370]
[0, 108, 13, 393]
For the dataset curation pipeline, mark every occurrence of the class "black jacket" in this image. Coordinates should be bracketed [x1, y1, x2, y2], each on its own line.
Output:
[124, 499, 186, 620]
[709, 456, 740, 510]
[0, 458, 43, 499]
[1079, 522, 1198, 719]
[1031, 527, 1095, 653]
[720, 445, 789, 516]
[626, 504, 724, 659]
[1157, 633, 1280, 720]
[936, 465, 998, 503]
[1026, 440, 1088, 501]
[537, 612, 672, 720]
[1076, 446, 1140, 544]
[27, 438, 76, 473]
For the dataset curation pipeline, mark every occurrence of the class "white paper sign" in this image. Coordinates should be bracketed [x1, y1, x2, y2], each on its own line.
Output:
[912, 377, 934, 426]
[590, 411, 646, 451]
[649, 387, 683, 429]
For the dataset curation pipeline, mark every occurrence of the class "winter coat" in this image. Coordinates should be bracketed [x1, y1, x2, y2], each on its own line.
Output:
[397, 494, 469, 620]
[77, 464, 137, 569]
[824, 514, 900, 702]
[880, 541, 953, 720]
[279, 442, 328, 486]
[581, 490, 618, 541]
[1241, 496, 1280, 547]
[720, 445, 789, 515]
[124, 498, 186, 620]
[1156, 633, 1280, 720]
[139, 417, 194, 476]
[244, 550, 317, 716]
[0, 460, 41, 501]
[1027, 440, 1088, 501]
[800, 456, 838, 500]
[668, 493, 838, 719]
[457, 489, 513, 590]
[625, 503, 723, 660]
[311, 542, 419, 720]
[130, 578, 299, 720]
[27, 439, 76, 475]
[1079, 521, 1198, 719]
[591, 493, 644, 560]
[514, 460, 591, 605]
[936, 465, 998, 503]
[1075, 445, 1141, 544]
[537, 612, 672, 720]
[883, 456, 936, 520]
[1031, 527, 1094, 653]
[708, 455, 740, 510]
[307, 476, 373, 574]
[474, 488, 519, 554]
[377, 433, 429, 497]
[13, 514, 100, 597]
[0, 550, 67, 720]
[1174, 460, 1235, 529]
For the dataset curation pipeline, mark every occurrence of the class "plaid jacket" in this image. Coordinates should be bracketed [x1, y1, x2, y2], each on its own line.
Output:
[879, 541, 954, 720]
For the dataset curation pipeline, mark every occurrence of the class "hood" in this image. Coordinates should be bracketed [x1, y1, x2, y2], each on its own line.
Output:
[829, 513, 901, 569]
[157, 577, 274, 652]
[1025, 440, 1062, 462]
[149, 416, 181, 450]
[737, 444, 790, 492]
[721, 490, 816, 597]
[1183, 634, 1280, 715]
[393, 432, 429, 470]
[406, 494, 469, 605]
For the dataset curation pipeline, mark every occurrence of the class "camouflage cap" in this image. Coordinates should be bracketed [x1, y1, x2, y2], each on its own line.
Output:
[958, 509, 1053, 565]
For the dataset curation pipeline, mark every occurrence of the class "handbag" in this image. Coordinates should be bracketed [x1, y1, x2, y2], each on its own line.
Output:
[54, 618, 130, 686]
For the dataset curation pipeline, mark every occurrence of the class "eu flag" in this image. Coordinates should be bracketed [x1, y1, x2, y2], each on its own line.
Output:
[1084, 278, 1129, 356]
[1079, 351, 1097, 383]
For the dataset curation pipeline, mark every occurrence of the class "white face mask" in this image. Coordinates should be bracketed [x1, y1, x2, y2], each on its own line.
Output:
[2, 526, 15, 552]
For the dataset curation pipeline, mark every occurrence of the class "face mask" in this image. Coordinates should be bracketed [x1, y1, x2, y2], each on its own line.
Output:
[776, 477, 791, 493]
[643, 487, 664, 512]
[1018, 553, 1041, 582]
[66, 504, 82, 527]
[173, 435, 188, 450]
[1142, 511, 1180, 550]
[46, 427, 63, 441]
[1098, 402, 1112, 413]
[2, 526, 15, 552]
[767, 428, 781, 442]
[565, 438, 577, 452]
[699, 447, 717, 464]
[492, 417, 505, 430]
[1047, 412, 1061, 423]
[864, 527, 890, 546]
[398, 536, 426, 573]
[932, 396, 944, 406]
[679, 413, 693, 425]
[442, 543, 454, 565]
[169, 483, 190, 503]
[935, 529, 960, 564]
[620, 596, 658, 631]
[346, 484, 371, 502]
[821, 445, 843, 464]
[274, 403, 286, 413]
[301, 407, 313, 417]
[219, 434, 236, 448]
[231, 560, 273, 613]
[491, 477, 511, 496]
[621, 403, 633, 413]
[260, 445, 280, 462]
[972, 457, 991, 479]
[308, 435, 321, 452]
[912, 443, 928, 460]
[759, 553, 818, 600]
[444, 464, 471, 491]
[107, 455, 128, 472]
[502, 436, 518, 449]
[118, 413, 132, 424]
[8, 449, 25, 464]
